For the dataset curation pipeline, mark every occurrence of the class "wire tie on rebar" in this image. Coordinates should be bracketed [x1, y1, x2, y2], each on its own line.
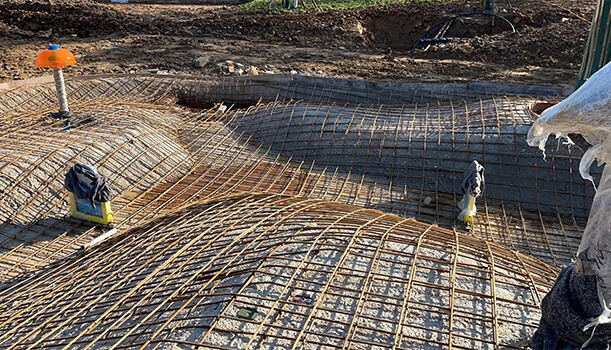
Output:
[294, 294, 313, 304]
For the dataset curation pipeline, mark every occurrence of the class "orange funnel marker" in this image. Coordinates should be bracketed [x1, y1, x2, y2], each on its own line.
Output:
[36, 45, 77, 118]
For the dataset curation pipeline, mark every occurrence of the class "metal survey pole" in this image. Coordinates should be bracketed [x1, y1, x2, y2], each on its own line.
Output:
[36, 45, 77, 117]
[576, 0, 611, 88]
[53, 67, 70, 113]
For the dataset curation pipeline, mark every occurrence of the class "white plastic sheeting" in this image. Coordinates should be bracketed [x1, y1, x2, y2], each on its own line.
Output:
[528, 60, 611, 187]
[528, 61, 611, 343]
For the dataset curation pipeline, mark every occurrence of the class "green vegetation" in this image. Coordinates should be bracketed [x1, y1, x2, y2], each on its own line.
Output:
[241, 0, 438, 14]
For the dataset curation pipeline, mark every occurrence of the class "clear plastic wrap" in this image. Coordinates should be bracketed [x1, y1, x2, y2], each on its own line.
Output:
[529, 61, 611, 348]
[528, 60, 611, 188]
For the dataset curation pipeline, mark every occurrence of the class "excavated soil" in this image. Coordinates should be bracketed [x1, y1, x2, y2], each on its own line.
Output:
[0, 0, 596, 86]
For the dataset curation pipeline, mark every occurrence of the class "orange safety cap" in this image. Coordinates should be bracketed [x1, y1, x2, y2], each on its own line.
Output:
[36, 45, 77, 68]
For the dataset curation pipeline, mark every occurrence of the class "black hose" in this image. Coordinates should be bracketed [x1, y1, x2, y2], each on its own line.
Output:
[413, 12, 516, 50]
[418, 37, 462, 43]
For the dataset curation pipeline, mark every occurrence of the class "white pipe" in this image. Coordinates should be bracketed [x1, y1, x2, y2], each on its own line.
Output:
[81, 228, 118, 250]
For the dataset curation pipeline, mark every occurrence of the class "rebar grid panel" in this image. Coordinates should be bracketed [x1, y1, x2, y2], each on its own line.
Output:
[0, 102, 220, 280]
[0, 193, 558, 350]
[75, 97, 590, 267]
[173, 74, 568, 106]
[227, 99, 596, 264]
[111, 109, 586, 268]
[0, 75, 592, 280]
[0, 98, 437, 280]
[0, 96, 409, 281]
[0, 74, 566, 121]
[230, 99, 593, 216]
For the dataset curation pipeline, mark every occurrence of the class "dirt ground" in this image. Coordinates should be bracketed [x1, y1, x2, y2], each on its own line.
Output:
[0, 0, 596, 87]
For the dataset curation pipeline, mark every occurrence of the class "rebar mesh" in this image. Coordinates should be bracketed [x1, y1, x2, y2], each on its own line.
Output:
[0, 74, 592, 348]
[228, 99, 593, 266]
[0, 193, 557, 350]
[0, 74, 567, 120]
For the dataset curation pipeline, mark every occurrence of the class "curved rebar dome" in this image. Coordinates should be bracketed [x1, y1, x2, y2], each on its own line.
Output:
[0, 74, 593, 348]
[0, 193, 556, 350]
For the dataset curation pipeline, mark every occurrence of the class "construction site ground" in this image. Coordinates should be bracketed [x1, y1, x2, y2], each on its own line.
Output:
[0, 0, 601, 347]
[0, 0, 595, 87]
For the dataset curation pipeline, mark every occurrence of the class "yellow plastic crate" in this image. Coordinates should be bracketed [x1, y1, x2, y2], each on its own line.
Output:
[69, 193, 113, 225]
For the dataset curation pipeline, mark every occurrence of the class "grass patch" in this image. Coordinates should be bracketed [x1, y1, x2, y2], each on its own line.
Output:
[241, 0, 440, 14]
